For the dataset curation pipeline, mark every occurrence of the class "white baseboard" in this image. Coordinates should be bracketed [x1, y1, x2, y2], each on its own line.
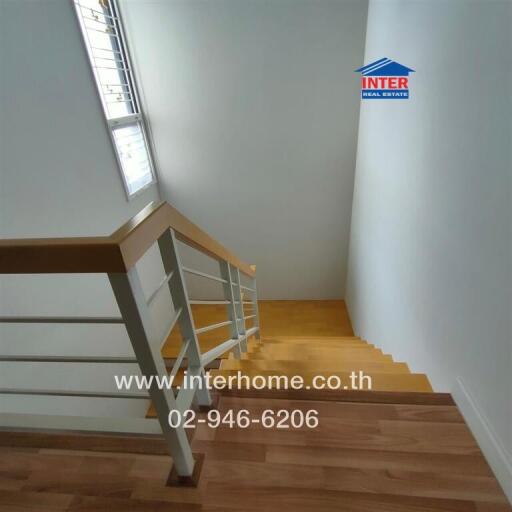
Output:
[452, 377, 512, 503]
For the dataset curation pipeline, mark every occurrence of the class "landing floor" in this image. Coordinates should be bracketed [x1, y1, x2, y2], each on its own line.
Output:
[0, 394, 509, 511]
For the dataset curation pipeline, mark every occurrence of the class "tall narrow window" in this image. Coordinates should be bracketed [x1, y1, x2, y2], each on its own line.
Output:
[74, 0, 156, 198]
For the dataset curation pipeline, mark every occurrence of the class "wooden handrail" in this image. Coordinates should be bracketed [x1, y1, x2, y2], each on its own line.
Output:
[0, 202, 255, 276]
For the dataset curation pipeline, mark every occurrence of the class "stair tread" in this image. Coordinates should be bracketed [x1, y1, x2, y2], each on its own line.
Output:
[256, 340, 372, 347]
[220, 359, 410, 373]
[210, 369, 433, 393]
[247, 344, 376, 352]
[252, 343, 380, 350]
[243, 350, 393, 362]
[262, 336, 362, 340]
[249, 347, 386, 353]
[151, 323, 436, 419]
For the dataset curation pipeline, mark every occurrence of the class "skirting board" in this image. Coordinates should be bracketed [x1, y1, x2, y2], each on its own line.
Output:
[452, 377, 512, 503]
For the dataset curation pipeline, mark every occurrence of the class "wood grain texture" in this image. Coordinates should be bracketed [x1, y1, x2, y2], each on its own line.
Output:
[111, 202, 255, 276]
[220, 387, 455, 405]
[212, 369, 433, 392]
[161, 300, 354, 359]
[0, 397, 509, 510]
[0, 201, 254, 275]
[0, 432, 169, 455]
[215, 313, 433, 393]
[221, 359, 411, 373]
[157, 300, 437, 426]
[258, 300, 354, 337]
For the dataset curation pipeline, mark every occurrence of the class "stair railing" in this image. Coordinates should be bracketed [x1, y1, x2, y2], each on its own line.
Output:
[0, 200, 260, 480]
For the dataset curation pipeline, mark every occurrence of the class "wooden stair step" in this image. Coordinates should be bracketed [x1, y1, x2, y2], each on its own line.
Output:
[219, 359, 411, 374]
[249, 344, 373, 351]
[250, 342, 378, 351]
[261, 335, 363, 340]
[258, 339, 372, 348]
[244, 349, 393, 363]
[262, 336, 363, 341]
[240, 354, 394, 363]
[210, 369, 433, 393]
[220, 387, 453, 405]
[249, 342, 376, 351]
[242, 347, 377, 358]
[249, 344, 384, 354]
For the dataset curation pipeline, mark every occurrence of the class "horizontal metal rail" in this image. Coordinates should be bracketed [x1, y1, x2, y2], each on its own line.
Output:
[0, 388, 149, 399]
[245, 326, 259, 338]
[201, 337, 241, 366]
[0, 200, 258, 480]
[146, 270, 174, 305]
[195, 320, 232, 335]
[0, 413, 162, 436]
[0, 355, 137, 363]
[181, 267, 227, 284]
[0, 316, 124, 324]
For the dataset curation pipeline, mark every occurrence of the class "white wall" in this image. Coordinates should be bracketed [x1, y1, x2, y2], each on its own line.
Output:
[119, 0, 368, 299]
[346, 0, 512, 498]
[0, 0, 164, 418]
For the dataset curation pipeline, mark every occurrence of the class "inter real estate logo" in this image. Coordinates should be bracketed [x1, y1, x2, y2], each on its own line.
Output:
[355, 57, 415, 99]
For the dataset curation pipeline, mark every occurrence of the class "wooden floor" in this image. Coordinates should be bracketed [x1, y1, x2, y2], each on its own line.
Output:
[258, 300, 354, 337]
[162, 300, 353, 358]
[1, 395, 509, 511]
[2, 300, 509, 509]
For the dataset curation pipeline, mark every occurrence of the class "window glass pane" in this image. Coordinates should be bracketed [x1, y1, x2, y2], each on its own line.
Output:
[75, 0, 136, 118]
[112, 123, 153, 195]
[75, 0, 156, 197]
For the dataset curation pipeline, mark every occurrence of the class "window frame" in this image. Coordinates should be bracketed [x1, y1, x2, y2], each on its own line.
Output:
[73, 0, 157, 200]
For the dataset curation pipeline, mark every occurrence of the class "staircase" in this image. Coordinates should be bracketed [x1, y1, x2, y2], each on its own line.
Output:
[148, 332, 432, 420]
[214, 335, 433, 393]
[1, 202, 510, 509]
[155, 299, 432, 395]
